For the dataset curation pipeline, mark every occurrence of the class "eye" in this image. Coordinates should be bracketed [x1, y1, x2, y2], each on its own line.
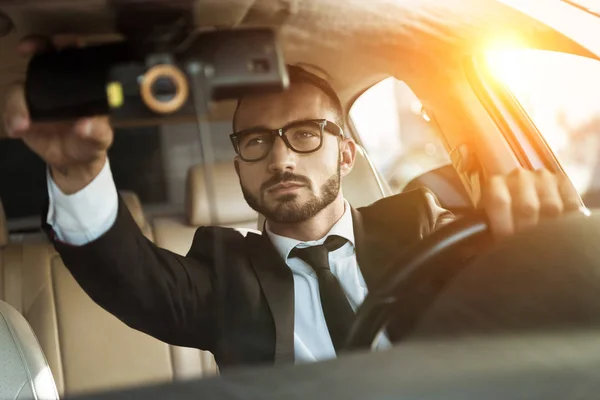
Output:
[294, 130, 319, 139]
[247, 137, 266, 146]
[241, 133, 270, 148]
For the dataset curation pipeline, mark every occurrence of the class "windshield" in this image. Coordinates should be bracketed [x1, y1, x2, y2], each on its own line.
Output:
[1, 1, 598, 398]
[485, 49, 600, 205]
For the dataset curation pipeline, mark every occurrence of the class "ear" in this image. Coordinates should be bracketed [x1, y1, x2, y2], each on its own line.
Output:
[339, 138, 357, 178]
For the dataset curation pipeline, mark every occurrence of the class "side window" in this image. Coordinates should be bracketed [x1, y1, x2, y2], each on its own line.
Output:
[486, 49, 600, 205]
[349, 78, 451, 194]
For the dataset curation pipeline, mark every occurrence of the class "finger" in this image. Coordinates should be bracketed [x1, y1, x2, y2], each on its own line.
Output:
[534, 169, 563, 218]
[557, 175, 582, 212]
[508, 169, 540, 233]
[483, 175, 514, 237]
[16, 35, 53, 56]
[3, 83, 30, 138]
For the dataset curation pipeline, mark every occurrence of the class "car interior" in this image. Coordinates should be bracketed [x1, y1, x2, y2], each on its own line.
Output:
[0, 0, 600, 399]
[0, 140, 387, 397]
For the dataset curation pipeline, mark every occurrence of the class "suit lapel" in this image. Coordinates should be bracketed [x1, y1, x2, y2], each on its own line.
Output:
[242, 203, 415, 365]
[245, 232, 295, 365]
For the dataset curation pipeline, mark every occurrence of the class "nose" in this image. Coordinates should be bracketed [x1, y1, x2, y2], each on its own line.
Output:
[267, 136, 296, 173]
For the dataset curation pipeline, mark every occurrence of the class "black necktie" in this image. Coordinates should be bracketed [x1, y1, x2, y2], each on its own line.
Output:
[290, 235, 355, 353]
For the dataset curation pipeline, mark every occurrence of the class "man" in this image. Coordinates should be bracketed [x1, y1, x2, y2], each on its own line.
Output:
[3, 37, 580, 369]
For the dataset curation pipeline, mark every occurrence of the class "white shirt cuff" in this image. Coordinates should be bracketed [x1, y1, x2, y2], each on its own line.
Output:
[46, 158, 119, 246]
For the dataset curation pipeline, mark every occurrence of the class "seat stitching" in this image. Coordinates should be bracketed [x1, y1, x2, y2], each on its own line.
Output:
[22, 280, 50, 317]
[14, 380, 28, 400]
[22, 246, 55, 316]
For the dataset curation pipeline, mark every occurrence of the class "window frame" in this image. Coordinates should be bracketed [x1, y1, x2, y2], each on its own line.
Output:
[561, 0, 600, 18]
[467, 48, 600, 208]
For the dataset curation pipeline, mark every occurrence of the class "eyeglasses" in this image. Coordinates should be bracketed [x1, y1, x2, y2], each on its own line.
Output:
[230, 119, 344, 162]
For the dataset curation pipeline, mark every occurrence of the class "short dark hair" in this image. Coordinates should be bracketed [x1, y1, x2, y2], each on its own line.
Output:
[232, 64, 345, 132]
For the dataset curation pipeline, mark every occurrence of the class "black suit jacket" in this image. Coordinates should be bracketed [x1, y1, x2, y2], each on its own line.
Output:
[46, 188, 454, 369]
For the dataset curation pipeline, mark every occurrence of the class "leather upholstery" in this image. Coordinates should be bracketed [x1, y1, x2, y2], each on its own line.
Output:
[152, 161, 260, 257]
[0, 199, 7, 247]
[0, 192, 217, 397]
[0, 300, 59, 400]
[186, 162, 257, 227]
[153, 216, 260, 256]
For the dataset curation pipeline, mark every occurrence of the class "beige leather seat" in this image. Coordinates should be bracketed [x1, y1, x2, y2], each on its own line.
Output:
[153, 162, 260, 256]
[1, 200, 58, 399]
[186, 162, 258, 230]
[1, 192, 216, 398]
[0, 300, 59, 400]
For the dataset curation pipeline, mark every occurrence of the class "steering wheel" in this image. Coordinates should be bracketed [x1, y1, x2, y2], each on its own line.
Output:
[344, 211, 490, 351]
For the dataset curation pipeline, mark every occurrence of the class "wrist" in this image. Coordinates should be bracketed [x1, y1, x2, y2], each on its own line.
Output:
[50, 156, 107, 195]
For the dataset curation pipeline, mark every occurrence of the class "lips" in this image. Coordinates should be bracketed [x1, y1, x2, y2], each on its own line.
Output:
[267, 182, 305, 192]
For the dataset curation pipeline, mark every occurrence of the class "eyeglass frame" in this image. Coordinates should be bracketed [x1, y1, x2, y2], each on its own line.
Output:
[229, 119, 344, 162]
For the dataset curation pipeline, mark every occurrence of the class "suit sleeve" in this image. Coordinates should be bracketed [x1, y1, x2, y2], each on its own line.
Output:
[45, 196, 218, 351]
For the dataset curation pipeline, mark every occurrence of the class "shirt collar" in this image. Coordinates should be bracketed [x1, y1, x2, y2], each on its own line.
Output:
[266, 199, 355, 262]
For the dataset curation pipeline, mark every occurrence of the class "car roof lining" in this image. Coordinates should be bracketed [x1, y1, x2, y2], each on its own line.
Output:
[0, 0, 594, 136]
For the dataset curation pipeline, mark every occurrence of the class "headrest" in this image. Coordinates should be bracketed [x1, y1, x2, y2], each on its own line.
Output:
[0, 198, 7, 247]
[186, 163, 257, 226]
[120, 191, 154, 241]
[256, 145, 387, 230]
[402, 164, 472, 211]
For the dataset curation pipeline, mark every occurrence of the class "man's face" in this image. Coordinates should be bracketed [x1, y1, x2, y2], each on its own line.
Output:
[234, 83, 353, 224]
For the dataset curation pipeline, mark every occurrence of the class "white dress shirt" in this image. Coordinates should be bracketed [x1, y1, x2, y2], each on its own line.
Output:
[266, 203, 391, 363]
[46, 158, 119, 245]
[46, 159, 391, 362]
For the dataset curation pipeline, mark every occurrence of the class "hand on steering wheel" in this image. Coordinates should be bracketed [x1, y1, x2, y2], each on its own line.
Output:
[344, 207, 588, 351]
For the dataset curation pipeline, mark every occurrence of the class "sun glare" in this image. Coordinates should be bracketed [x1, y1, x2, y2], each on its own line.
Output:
[483, 36, 529, 90]
[484, 40, 600, 194]
[350, 77, 402, 154]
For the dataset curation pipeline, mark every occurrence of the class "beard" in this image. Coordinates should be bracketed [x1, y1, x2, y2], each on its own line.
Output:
[241, 162, 341, 224]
